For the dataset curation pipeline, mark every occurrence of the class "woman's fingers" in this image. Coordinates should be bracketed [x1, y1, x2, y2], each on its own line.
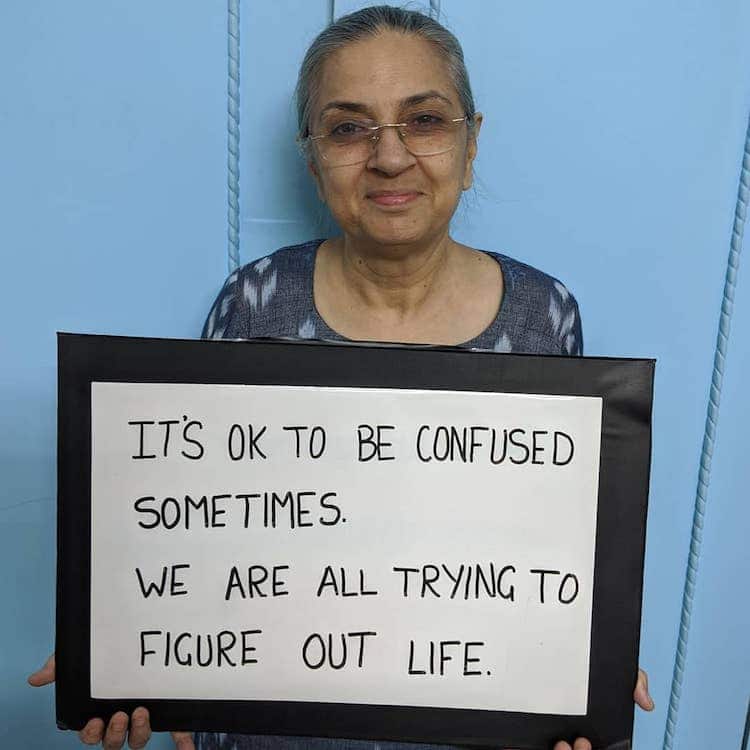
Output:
[171, 730, 196, 749]
[76, 709, 154, 749]
[553, 739, 592, 750]
[102, 711, 129, 750]
[127, 707, 152, 749]
[634, 667, 655, 711]
[27, 652, 56, 687]
[78, 717, 105, 745]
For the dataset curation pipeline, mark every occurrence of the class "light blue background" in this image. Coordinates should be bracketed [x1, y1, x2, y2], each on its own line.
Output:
[1, 1, 748, 748]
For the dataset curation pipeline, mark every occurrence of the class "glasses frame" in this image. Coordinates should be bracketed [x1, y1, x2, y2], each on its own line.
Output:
[300, 115, 470, 164]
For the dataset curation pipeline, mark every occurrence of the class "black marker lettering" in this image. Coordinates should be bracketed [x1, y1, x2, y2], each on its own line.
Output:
[529, 568, 561, 604]
[393, 566, 419, 597]
[310, 426, 326, 458]
[158, 419, 179, 457]
[241, 629, 262, 665]
[316, 566, 339, 597]
[408, 640, 426, 675]
[357, 425, 395, 461]
[422, 564, 441, 598]
[283, 426, 306, 458]
[498, 565, 516, 601]
[228, 424, 244, 460]
[553, 431, 575, 465]
[217, 630, 237, 667]
[174, 633, 192, 666]
[247, 565, 269, 598]
[441, 563, 464, 598]
[235, 493, 261, 528]
[196, 633, 214, 667]
[224, 566, 244, 600]
[246, 424, 267, 459]
[348, 631, 377, 667]
[469, 426, 490, 462]
[559, 573, 579, 604]
[463, 641, 485, 676]
[319, 492, 342, 525]
[302, 633, 325, 669]
[181, 418, 205, 459]
[184, 494, 209, 529]
[139, 630, 161, 666]
[416, 425, 432, 462]
[129, 421, 156, 459]
[532, 430, 548, 464]
[490, 429, 508, 464]
[134, 496, 160, 529]
[509, 429, 530, 464]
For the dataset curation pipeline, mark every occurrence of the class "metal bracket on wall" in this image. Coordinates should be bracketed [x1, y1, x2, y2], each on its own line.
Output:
[227, 0, 241, 272]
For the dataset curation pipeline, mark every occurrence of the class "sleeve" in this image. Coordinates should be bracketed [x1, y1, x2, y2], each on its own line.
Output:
[548, 279, 584, 356]
[564, 294, 584, 356]
[200, 269, 244, 340]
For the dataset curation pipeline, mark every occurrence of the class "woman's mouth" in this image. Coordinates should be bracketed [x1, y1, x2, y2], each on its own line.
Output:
[367, 191, 421, 206]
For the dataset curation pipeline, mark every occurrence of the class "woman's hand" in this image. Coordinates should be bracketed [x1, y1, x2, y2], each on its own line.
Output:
[31, 654, 654, 750]
[633, 668, 655, 712]
[28, 653, 194, 749]
[549, 669, 654, 750]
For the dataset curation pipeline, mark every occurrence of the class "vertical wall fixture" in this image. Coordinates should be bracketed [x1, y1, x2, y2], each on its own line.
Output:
[662, 113, 749, 749]
[227, 0, 241, 272]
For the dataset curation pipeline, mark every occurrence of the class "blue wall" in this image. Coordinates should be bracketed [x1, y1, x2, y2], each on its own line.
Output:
[1, 1, 748, 748]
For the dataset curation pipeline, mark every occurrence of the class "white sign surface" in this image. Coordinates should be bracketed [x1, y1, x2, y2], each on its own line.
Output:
[90, 382, 602, 715]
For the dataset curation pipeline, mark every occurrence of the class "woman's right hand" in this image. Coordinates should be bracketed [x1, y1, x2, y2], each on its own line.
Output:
[28, 653, 195, 749]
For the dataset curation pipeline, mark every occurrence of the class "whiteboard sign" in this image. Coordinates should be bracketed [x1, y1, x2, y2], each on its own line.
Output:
[90, 381, 602, 715]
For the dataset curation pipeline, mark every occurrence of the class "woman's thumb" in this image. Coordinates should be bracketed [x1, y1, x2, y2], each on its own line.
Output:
[28, 653, 56, 687]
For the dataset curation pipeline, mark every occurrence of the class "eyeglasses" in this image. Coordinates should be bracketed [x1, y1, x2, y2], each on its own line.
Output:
[302, 113, 470, 167]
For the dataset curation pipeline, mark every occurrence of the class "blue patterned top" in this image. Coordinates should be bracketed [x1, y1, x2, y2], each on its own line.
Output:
[196, 238, 582, 750]
[202, 239, 582, 356]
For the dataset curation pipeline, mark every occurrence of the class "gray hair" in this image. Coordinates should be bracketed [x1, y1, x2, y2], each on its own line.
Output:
[295, 4, 477, 140]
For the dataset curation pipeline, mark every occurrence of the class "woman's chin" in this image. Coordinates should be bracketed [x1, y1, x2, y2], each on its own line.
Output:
[353, 220, 436, 249]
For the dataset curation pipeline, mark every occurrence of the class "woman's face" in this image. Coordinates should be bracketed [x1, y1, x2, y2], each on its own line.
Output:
[308, 31, 481, 250]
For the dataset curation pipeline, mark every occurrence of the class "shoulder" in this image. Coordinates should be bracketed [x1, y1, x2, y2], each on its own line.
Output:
[201, 239, 323, 340]
[484, 251, 584, 356]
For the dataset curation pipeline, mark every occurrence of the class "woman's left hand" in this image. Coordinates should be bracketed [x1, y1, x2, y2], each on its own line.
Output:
[551, 669, 654, 750]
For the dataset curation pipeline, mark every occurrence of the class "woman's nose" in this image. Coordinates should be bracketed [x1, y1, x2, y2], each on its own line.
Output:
[368, 126, 416, 173]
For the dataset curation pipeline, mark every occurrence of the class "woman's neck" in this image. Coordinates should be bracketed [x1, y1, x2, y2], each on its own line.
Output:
[336, 232, 455, 317]
[313, 234, 503, 345]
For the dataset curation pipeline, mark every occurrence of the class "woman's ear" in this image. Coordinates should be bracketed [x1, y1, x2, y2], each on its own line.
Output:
[463, 112, 483, 191]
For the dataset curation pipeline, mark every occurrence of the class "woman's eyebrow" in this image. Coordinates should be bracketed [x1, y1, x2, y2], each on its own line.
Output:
[319, 90, 453, 118]
[320, 101, 372, 117]
[401, 91, 453, 108]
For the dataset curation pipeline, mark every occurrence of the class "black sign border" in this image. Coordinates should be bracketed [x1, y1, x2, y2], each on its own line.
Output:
[56, 332, 654, 749]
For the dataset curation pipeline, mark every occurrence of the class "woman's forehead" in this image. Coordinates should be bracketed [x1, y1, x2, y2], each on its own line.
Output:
[316, 31, 459, 111]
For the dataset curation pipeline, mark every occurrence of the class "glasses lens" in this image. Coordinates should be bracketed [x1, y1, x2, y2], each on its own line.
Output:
[402, 113, 461, 156]
[317, 120, 375, 166]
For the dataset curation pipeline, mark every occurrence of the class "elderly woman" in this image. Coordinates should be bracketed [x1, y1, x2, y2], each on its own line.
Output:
[30, 5, 653, 750]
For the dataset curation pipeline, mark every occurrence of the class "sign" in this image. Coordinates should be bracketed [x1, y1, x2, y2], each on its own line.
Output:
[57, 333, 654, 748]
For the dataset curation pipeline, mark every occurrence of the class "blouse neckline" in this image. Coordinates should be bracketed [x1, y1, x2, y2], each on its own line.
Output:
[304, 238, 510, 349]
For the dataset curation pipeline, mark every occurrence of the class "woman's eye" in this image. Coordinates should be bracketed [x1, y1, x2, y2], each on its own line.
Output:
[330, 121, 366, 137]
[409, 113, 445, 130]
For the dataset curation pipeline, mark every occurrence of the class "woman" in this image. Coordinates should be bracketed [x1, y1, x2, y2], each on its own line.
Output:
[29, 6, 653, 749]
